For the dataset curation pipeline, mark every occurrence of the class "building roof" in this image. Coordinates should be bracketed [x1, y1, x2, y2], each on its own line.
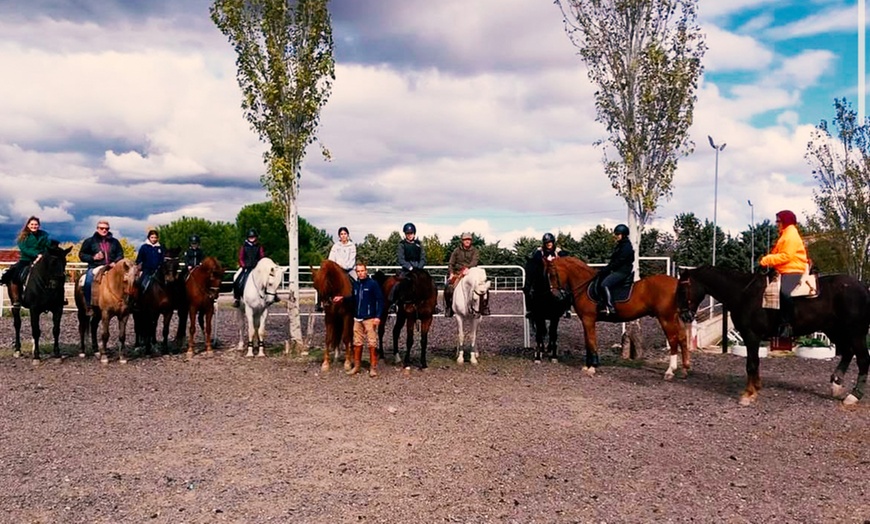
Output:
[0, 248, 20, 263]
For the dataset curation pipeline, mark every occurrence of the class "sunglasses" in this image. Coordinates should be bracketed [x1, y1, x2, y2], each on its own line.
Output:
[97, 226, 109, 231]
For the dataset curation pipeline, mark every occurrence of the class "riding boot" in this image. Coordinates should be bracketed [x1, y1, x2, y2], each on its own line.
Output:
[369, 346, 378, 377]
[314, 301, 323, 313]
[443, 287, 454, 317]
[603, 287, 615, 315]
[346, 345, 362, 375]
[778, 294, 794, 338]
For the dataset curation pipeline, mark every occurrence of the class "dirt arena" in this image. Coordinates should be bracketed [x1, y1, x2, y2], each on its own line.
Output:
[0, 293, 868, 523]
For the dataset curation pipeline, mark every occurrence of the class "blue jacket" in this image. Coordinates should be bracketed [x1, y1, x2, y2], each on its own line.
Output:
[351, 276, 384, 320]
[602, 238, 634, 275]
[136, 242, 165, 276]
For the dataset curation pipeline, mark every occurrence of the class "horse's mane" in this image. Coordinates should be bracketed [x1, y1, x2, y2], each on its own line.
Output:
[314, 259, 351, 297]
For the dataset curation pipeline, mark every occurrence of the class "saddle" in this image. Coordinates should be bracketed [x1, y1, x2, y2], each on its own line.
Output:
[587, 272, 634, 304]
[762, 272, 819, 309]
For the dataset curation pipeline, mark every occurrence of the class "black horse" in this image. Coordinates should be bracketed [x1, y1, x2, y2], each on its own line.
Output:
[374, 269, 438, 370]
[134, 254, 185, 355]
[4, 242, 72, 361]
[678, 265, 870, 406]
[524, 255, 572, 363]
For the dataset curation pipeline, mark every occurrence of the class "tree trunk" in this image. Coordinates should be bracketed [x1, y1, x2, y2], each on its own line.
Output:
[283, 187, 305, 353]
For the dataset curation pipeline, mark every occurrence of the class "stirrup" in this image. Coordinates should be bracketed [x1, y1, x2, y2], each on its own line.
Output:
[778, 323, 793, 338]
[388, 303, 397, 314]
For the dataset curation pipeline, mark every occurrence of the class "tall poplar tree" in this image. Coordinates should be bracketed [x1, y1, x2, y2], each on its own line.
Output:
[211, 0, 335, 351]
[555, 0, 705, 275]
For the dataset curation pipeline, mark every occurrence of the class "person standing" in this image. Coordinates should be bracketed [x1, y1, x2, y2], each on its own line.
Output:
[444, 232, 488, 317]
[0, 216, 51, 306]
[597, 224, 634, 315]
[79, 219, 124, 312]
[135, 228, 165, 291]
[234, 228, 265, 308]
[759, 210, 808, 337]
[332, 261, 384, 377]
[184, 234, 205, 269]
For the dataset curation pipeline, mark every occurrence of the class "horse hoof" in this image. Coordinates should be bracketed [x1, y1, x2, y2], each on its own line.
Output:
[549, 358, 557, 364]
[843, 394, 859, 406]
[369, 369, 378, 378]
[534, 359, 541, 365]
[257, 352, 266, 358]
[119, 358, 128, 364]
[13, 351, 21, 358]
[403, 366, 411, 375]
[470, 354, 479, 365]
[31, 359, 40, 366]
[831, 382, 846, 398]
[78, 353, 86, 359]
[583, 366, 596, 377]
[664, 370, 675, 381]
[245, 351, 254, 358]
[100, 357, 109, 365]
[738, 394, 755, 406]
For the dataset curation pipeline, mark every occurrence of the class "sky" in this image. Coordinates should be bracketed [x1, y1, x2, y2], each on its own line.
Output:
[0, 0, 865, 250]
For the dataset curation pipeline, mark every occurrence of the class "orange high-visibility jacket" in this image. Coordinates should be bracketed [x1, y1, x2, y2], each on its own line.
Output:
[760, 224, 808, 274]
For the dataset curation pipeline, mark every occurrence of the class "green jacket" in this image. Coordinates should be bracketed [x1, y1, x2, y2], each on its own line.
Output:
[18, 230, 50, 263]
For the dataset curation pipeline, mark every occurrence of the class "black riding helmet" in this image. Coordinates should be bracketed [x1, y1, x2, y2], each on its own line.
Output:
[403, 222, 416, 235]
[246, 228, 258, 238]
[614, 224, 630, 236]
[189, 234, 200, 244]
[542, 232, 555, 244]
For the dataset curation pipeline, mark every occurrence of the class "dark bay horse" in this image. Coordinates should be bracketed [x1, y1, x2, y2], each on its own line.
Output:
[4, 243, 71, 361]
[544, 256, 690, 379]
[134, 254, 184, 355]
[524, 255, 573, 363]
[312, 259, 354, 372]
[74, 259, 140, 364]
[678, 266, 870, 406]
[374, 269, 438, 371]
[185, 256, 224, 356]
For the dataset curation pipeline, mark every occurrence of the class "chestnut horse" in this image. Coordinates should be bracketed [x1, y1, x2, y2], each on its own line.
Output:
[74, 259, 140, 364]
[678, 266, 870, 406]
[4, 242, 71, 361]
[544, 256, 689, 379]
[185, 256, 224, 356]
[374, 269, 438, 371]
[312, 259, 354, 372]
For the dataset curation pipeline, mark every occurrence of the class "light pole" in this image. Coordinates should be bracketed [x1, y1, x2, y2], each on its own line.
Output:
[708, 136, 726, 266]
[748, 199, 754, 271]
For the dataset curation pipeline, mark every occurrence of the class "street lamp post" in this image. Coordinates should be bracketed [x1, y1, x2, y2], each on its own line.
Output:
[748, 199, 754, 271]
[708, 136, 726, 266]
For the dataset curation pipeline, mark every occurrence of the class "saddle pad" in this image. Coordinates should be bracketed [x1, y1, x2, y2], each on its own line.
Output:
[791, 274, 818, 298]
[78, 266, 106, 288]
[762, 276, 780, 309]
[587, 281, 633, 304]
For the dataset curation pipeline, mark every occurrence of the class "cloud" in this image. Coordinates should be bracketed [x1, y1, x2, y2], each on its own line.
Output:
[765, 6, 859, 40]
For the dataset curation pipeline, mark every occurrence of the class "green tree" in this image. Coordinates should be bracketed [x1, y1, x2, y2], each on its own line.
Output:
[513, 236, 539, 264]
[421, 234, 446, 266]
[556, 0, 706, 275]
[576, 225, 614, 263]
[805, 97, 870, 280]
[157, 217, 238, 269]
[357, 232, 400, 267]
[212, 0, 335, 350]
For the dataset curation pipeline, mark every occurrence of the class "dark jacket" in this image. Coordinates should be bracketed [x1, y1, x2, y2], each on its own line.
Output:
[239, 241, 264, 269]
[184, 247, 204, 268]
[351, 276, 384, 320]
[602, 238, 634, 275]
[80, 232, 124, 269]
[18, 230, 51, 263]
[448, 246, 479, 274]
[397, 239, 425, 270]
[531, 245, 568, 263]
[136, 242, 165, 276]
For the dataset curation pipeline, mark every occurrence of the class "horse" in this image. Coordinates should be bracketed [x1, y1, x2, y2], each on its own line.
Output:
[544, 256, 690, 379]
[677, 266, 870, 406]
[185, 256, 224, 356]
[374, 269, 438, 371]
[451, 267, 491, 365]
[312, 259, 354, 372]
[235, 257, 285, 357]
[74, 259, 140, 364]
[134, 254, 184, 355]
[4, 243, 71, 362]
[524, 255, 573, 364]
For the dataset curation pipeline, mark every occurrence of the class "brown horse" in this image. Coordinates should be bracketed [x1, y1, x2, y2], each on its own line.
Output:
[373, 269, 438, 371]
[544, 256, 690, 378]
[185, 256, 224, 356]
[312, 259, 354, 372]
[74, 259, 140, 364]
[134, 254, 184, 355]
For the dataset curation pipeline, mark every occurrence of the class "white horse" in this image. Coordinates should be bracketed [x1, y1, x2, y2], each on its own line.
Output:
[453, 267, 491, 365]
[235, 257, 286, 357]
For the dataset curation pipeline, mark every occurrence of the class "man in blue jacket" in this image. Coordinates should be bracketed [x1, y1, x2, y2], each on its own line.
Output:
[333, 261, 384, 377]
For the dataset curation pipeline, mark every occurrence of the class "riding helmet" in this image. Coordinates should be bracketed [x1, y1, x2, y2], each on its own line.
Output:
[403, 222, 416, 235]
[614, 224, 630, 236]
[542, 232, 555, 244]
[189, 234, 200, 244]
[246, 228, 258, 238]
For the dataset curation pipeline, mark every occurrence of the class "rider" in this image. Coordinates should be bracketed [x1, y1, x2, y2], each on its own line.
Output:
[79, 219, 125, 314]
[135, 228, 165, 292]
[759, 210, 808, 338]
[387, 222, 428, 313]
[233, 228, 265, 308]
[597, 224, 635, 315]
[183, 234, 205, 269]
[0, 216, 51, 307]
[332, 261, 384, 377]
[523, 232, 569, 319]
[318, 226, 357, 313]
[444, 232, 489, 317]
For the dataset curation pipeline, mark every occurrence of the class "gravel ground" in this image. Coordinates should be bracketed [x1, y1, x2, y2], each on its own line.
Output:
[0, 293, 868, 523]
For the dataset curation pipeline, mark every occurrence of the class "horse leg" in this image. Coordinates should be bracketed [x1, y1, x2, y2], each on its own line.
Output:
[660, 316, 689, 381]
[456, 315, 465, 364]
[830, 337, 854, 399]
[51, 307, 62, 359]
[841, 334, 867, 406]
[469, 317, 479, 365]
[30, 312, 41, 363]
[117, 315, 130, 364]
[186, 309, 197, 356]
[256, 311, 268, 357]
[12, 304, 22, 358]
[393, 315, 405, 366]
[90, 312, 100, 360]
[245, 309, 256, 357]
[580, 315, 599, 376]
[343, 318, 354, 372]
[740, 341, 762, 406]
[77, 307, 88, 358]
[376, 317, 386, 361]
[100, 314, 111, 364]
[418, 317, 432, 370]
[204, 311, 214, 354]
[547, 317, 560, 363]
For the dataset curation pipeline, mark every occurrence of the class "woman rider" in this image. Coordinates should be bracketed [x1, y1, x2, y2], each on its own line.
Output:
[1, 216, 51, 306]
[759, 210, 808, 337]
[598, 224, 634, 315]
